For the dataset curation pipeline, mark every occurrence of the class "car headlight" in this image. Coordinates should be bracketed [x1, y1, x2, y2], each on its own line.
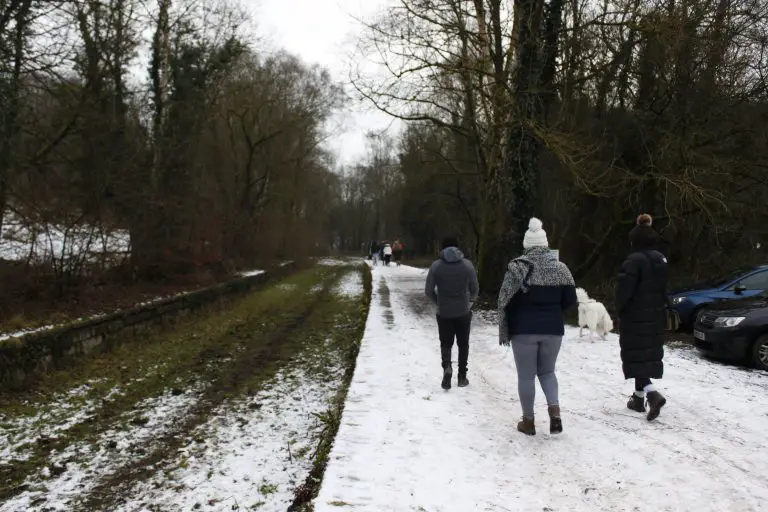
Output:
[670, 296, 686, 305]
[714, 316, 746, 328]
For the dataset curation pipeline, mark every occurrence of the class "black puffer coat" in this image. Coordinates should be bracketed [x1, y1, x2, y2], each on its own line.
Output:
[615, 240, 669, 379]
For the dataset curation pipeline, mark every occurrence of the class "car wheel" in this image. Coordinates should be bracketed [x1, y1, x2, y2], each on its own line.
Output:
[753, 335, 768, 371]
[688, 308, 706, 332]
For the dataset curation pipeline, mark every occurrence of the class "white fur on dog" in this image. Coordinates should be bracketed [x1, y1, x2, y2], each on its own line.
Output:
[576, 288, 614, 339]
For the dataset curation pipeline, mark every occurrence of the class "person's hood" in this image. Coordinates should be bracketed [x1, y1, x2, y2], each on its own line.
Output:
[440, 246, 464, 263]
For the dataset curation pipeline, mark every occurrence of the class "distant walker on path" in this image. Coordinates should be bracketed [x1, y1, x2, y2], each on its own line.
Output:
[383, 243, 393, 266]
[392, 239, 404, 265]
[370, 241, 380, 266]
[425, 237, 480, 390]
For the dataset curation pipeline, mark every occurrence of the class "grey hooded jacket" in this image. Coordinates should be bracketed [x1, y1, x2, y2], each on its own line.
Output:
[425, 247, 480, 318]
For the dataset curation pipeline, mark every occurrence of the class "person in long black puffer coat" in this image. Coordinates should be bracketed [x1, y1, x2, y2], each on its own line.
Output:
[615, 213, 669, 421]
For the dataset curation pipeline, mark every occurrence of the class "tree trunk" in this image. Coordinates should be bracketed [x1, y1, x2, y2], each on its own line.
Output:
[541, 0, 564, 118]
[0, 0, 32, 234]
[150, 0, 172, 189]
[132, 0, 172, 276]
[478, 0, 546, 293]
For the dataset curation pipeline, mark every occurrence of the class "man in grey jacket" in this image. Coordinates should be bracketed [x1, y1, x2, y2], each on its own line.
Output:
[425, 237, 480, 390]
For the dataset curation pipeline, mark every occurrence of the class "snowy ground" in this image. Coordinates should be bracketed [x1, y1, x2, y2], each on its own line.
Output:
[0, 212, 129, 264]
[315, 264, 768, 512]
[0, 265, 367, 512]
[0, 324, 63, 342]
[237, 269, 265, 277]
[3, 385, 203, 512]
[319, 257, 359, 267]
[334, 270, 364, 298]
[111, 360, 344, 512]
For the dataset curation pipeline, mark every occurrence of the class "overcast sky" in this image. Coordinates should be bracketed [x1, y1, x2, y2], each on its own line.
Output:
[246, 0, 400, 167]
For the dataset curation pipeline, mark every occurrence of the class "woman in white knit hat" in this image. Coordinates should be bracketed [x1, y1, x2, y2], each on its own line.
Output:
[497, 217, 577, 435]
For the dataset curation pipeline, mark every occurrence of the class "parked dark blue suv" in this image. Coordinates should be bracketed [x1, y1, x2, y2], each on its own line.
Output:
[668, 265, 768, 328]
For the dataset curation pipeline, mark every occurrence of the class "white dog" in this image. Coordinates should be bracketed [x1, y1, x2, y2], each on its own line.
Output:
[576, 288, 614, 340]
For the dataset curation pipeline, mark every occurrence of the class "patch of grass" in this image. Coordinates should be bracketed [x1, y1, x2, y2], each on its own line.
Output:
[0, 313, 73, 338]
[293, 445, 311, 459]
[666, 336, 695, 349]
[0, 266, 340, 502]
[258, 482, 279, 495]
[289, 263, 372, 512]
[3, 314, 28, 332]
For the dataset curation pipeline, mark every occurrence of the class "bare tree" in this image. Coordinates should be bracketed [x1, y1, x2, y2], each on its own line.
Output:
[0, 0, 33, 233]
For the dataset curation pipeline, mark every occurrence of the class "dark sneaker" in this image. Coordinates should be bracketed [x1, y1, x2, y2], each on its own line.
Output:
[627, 394, 646, 413]
[646, 391, 666, 421]
[457, 372, 469, 387]
[548, 405, 562, 434]
[517, 416, 536, 435]
[441, 367, 452, 390]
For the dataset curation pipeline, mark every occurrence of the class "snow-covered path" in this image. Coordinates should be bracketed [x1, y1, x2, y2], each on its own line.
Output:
[316, 264, 768, 512]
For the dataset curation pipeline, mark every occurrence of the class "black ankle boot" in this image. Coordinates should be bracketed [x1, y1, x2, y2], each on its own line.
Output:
[627, 394, 646, 413]
[646, 391, 666, 421]
[441, 366, 452, 390]
[457, 370, 468, 387]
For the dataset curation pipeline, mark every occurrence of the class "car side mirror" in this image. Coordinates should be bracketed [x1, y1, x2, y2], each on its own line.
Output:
[734, 285, 747, 294]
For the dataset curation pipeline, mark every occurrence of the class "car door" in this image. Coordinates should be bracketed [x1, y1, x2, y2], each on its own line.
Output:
[725, 270, 768, 299]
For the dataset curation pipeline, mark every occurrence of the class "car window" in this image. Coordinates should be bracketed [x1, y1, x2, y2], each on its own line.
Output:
[730, 271, 768, 290]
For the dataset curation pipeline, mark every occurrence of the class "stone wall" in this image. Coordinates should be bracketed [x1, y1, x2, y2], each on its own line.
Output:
[0, 263, 297, 390]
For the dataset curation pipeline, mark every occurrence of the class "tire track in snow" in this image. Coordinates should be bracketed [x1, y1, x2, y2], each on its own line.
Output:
[378, 276, 394, 328]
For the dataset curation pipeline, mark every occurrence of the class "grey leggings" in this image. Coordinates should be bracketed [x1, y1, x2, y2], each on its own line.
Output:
[510, 334, 563, 418]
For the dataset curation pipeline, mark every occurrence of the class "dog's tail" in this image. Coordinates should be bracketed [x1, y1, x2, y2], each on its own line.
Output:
[586, 308, 600, 331]
[602, 314, 614, 333]
[597, 304, 614, 333]
[575, 287, 590, 303]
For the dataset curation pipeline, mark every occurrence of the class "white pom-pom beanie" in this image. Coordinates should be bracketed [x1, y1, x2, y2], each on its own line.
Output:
[523, 217, 549, 249]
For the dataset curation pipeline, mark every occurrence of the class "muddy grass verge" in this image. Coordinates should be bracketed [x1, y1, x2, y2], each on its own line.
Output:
[0, 266, 340, 505]
[78, 279, 338, 510]
[289, 263, 373, 511]
[100, 263, 373, 511]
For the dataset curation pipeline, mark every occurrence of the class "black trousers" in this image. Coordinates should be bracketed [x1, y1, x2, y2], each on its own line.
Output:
[635, 377, 652, 391]
[437, 312, 472, 373]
